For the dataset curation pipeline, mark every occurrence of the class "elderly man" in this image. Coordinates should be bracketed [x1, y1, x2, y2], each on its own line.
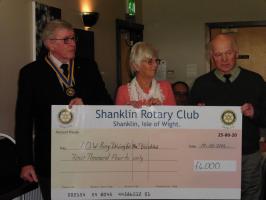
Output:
[190, 33, 266, 200]
[15, 20, 113, 200]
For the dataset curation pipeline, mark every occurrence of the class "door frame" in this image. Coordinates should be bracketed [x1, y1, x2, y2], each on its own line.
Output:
[115, 19, 144, 87]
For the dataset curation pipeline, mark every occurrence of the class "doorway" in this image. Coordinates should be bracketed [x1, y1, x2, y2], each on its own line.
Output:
[116, 19, 144, 87]
[207, 21, 266, 80]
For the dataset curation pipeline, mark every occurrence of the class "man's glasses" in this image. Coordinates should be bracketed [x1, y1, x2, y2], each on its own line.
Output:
[143, 58, 161, 65]
[49, 37, 77, 44]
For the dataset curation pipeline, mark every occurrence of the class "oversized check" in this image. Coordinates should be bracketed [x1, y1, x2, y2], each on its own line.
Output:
[51, 105, 242, 200]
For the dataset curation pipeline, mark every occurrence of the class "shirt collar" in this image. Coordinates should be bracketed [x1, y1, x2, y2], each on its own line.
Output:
[214, 66, 240, 83]
[48, 53, 69, 68]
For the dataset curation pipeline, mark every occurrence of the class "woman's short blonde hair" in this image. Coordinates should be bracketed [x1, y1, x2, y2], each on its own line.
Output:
[129, 42, 158, 73]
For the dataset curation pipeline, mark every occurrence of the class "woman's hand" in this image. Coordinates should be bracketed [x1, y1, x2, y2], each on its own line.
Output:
[127, 98, 162, 108]
[128, 101, 143, 108]
[146, 98, 162, 106]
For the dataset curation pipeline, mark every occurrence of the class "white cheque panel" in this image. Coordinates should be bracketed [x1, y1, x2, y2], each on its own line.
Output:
[51, 105, 242, 200]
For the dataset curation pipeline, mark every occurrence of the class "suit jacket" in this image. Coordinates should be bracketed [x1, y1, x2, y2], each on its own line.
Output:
[15, 57, 113, 176]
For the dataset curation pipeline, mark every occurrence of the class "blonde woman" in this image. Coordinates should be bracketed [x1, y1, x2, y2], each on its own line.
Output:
[116, 42, 175, 106]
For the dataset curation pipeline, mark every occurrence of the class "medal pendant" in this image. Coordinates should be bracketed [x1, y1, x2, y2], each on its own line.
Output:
[66, 87, 75, 97]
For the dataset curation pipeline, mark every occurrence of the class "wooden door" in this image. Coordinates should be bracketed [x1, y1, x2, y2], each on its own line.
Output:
[116, 19, 144, 86]
[120, 30, 132, 85]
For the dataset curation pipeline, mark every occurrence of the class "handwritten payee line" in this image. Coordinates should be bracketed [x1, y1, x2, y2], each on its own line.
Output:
[60, 147, 177, 150]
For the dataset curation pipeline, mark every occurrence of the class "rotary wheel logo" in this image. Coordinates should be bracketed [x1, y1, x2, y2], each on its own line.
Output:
[221, 110, 236, 125]
[58, 109, 73, 124]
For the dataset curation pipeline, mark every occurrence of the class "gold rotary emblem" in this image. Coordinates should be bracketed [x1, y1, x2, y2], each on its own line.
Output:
[66, 87, 75, 97]
[221, 110, 236, 125]
[58, 109, 73, 124]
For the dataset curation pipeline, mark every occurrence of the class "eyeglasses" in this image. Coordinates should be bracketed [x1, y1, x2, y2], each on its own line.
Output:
[49, 36, 77, 44]
[143, 58, 161, 65]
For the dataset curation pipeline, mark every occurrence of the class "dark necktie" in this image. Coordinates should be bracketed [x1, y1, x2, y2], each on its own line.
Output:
[223, 74, 231, 84]
[61, 64, 69, 77]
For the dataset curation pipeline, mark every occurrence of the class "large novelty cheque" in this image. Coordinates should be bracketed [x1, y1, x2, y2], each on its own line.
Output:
[51, 105, 242, 200]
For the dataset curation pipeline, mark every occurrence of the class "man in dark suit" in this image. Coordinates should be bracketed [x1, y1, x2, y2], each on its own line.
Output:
[15, 20, 113, 200]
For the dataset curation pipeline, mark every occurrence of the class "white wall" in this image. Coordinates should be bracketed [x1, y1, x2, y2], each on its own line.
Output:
[0, 0, 33, 136]
[142, 0, 266, 86]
